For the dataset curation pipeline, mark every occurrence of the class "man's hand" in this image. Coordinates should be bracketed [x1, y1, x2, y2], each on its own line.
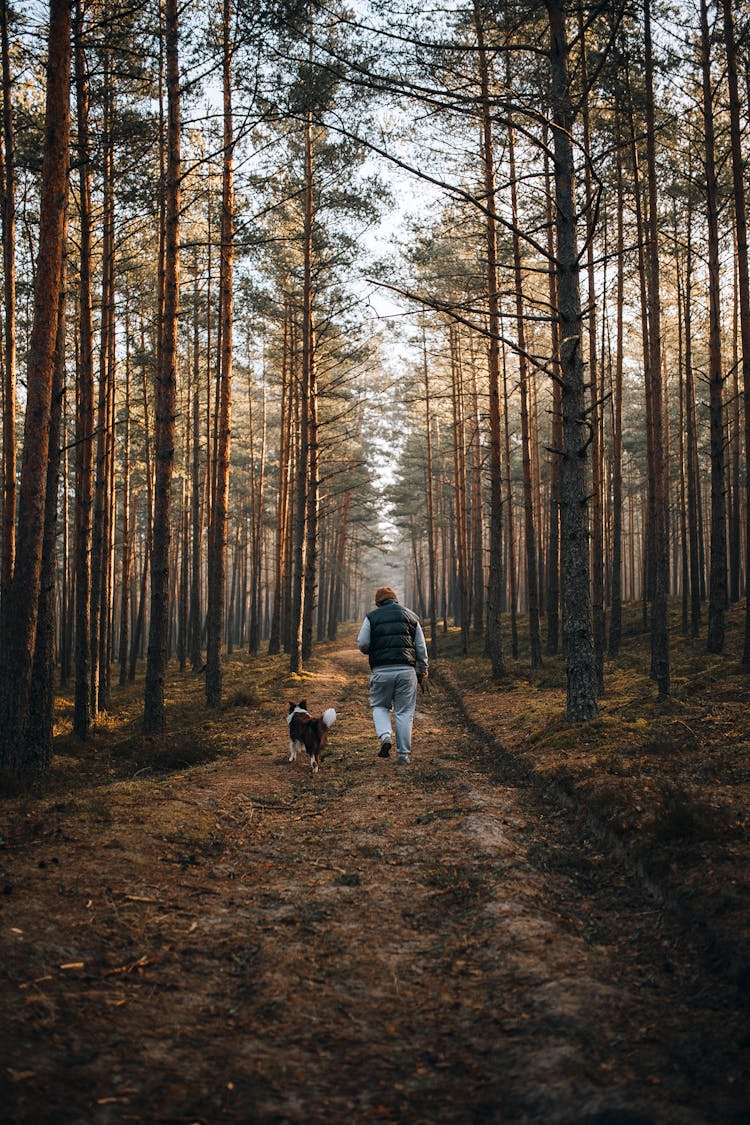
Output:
[417, 668, 429, 691]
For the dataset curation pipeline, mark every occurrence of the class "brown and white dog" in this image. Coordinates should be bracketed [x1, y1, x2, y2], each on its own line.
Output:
[287, 700, 337, 773]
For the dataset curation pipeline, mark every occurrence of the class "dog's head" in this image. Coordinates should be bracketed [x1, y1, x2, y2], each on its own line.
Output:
[287, 699, 308, 726]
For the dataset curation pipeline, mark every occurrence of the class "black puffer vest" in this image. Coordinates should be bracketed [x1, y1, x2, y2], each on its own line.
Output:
[366, 600, 418, 670]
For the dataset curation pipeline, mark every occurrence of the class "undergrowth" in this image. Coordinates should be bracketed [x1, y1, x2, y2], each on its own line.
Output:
[20, 644, 338, 799]
[436, 597, 750, 972]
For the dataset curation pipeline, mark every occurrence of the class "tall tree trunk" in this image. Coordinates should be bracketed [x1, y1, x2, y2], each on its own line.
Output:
[608, 99, 625, 658]
[546, 0, 598, 721]
[474, 0, 504, 679]
[721, 0, 750, 664]
[500, 332, 518, 656]
[206, 0, 234, 706]
[467, 341, 484, 635]
[0, 0, 70, 775]
[60, 382, 72, 685]
[72, 0, 94, 737]
[248, 372, 265, 655]
[675, 210, 689, 635]
[423, 327, 439, 654]
[700, 0, 727, 655]
[189, 264, 203, 670]
[290, 105, 316, 673]
[625, 56, 655, 634]
[508, 117, 542, 667]
[301, 110, 318, 664]
[100, 149, 116, 712]
[0, 0, 16, 638]
[26, 211, 67, 772]
[684, 180, 701, 638]
[288, 332, 304, 661]
[729, 248, 741, 606]
[578, 11, 604, 688]
[268, 302, 291, 655]
[129, 333, 153, 680]
[643, 0, 670, 693]
[89, 56, 114, 718]
[118, 291, 132, 685]
[544, 128, 562, 656]
[449, 324, 469, 654]
[144, 0, 180, 733]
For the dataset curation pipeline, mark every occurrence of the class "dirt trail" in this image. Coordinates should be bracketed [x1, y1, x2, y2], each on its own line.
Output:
[1, 642, 748, 1124]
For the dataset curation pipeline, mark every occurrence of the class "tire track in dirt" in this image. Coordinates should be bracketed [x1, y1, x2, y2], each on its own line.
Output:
[2, 642, 748, 1123]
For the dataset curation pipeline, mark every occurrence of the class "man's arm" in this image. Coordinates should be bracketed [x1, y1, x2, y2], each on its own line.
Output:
[357, 617, 371, 654]
[414, 622, 428, 671]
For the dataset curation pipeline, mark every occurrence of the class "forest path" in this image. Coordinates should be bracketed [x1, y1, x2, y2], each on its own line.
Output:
[2, 640, 747, 1123]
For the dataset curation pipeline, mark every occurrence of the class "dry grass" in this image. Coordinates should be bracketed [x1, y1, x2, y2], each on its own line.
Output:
[37, 652, 280, 795]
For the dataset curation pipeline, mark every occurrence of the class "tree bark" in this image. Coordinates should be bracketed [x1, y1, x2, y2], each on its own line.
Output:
[608, 99, 625, 658]
[474, 0, 504, 679]
[0, 0, 70, 775]
[700, 0, 727, 655]
[643, 0, 669, 693]
[248, 373, 265, 655]
[423, 327, 439, 654]
[0, 0, 16, 639]
[290, 105, 316, 673]
[72, 0, 94, 737]
[544, 128, 562, 657]
[449, 324, 469, 654]
[189, 264, 203, 670]
[26, 212, 67, 773]
[301, 108, 318, 664]
[546, 0, 598, 721]
[144, 0, 180, 733]
[467, 341, 484, 635]
[721, 0, 750, 663]
[500, 332, 518, 657]
[206, 0, 234, 706]
[268, 302, 291, 655]
[578, 11, 604, 689]
[508, 117, 542, 667]
[118, 289, 132, 685]
[129, 330, 153, 680]
[683, 173, 701, 638]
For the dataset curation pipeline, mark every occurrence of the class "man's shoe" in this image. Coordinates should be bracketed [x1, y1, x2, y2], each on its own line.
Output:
[396, 755, 410, 765]
[378, 738, 392, 758]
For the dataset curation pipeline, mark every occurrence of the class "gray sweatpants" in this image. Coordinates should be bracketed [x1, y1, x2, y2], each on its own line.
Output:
[369, 666, 418, 757]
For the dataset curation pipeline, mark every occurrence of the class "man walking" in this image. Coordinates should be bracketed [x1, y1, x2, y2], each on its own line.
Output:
[357, 586, 429, 765]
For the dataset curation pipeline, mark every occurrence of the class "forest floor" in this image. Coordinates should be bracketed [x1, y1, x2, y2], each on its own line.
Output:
[1, 606, 750, 1124]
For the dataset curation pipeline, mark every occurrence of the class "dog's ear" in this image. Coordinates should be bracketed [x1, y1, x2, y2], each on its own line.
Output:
[288, 702, 296, 714]
[299, 699, 307, 710]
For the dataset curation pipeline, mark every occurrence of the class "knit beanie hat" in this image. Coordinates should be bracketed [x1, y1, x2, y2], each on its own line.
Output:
[375, 586, 398, 605]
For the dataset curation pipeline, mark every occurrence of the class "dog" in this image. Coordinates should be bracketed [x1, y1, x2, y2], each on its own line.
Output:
[287, 700, 337, 773]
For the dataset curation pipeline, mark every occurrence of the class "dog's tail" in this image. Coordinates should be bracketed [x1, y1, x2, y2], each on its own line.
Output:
[322, 707, 337, 729]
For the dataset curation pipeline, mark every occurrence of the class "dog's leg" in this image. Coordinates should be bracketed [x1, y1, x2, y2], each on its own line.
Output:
[310, 752, 319, 773]
[288, 740, 297, 763]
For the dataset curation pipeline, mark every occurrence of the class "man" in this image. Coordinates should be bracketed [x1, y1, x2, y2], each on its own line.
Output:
[357, 586, 429, 765]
